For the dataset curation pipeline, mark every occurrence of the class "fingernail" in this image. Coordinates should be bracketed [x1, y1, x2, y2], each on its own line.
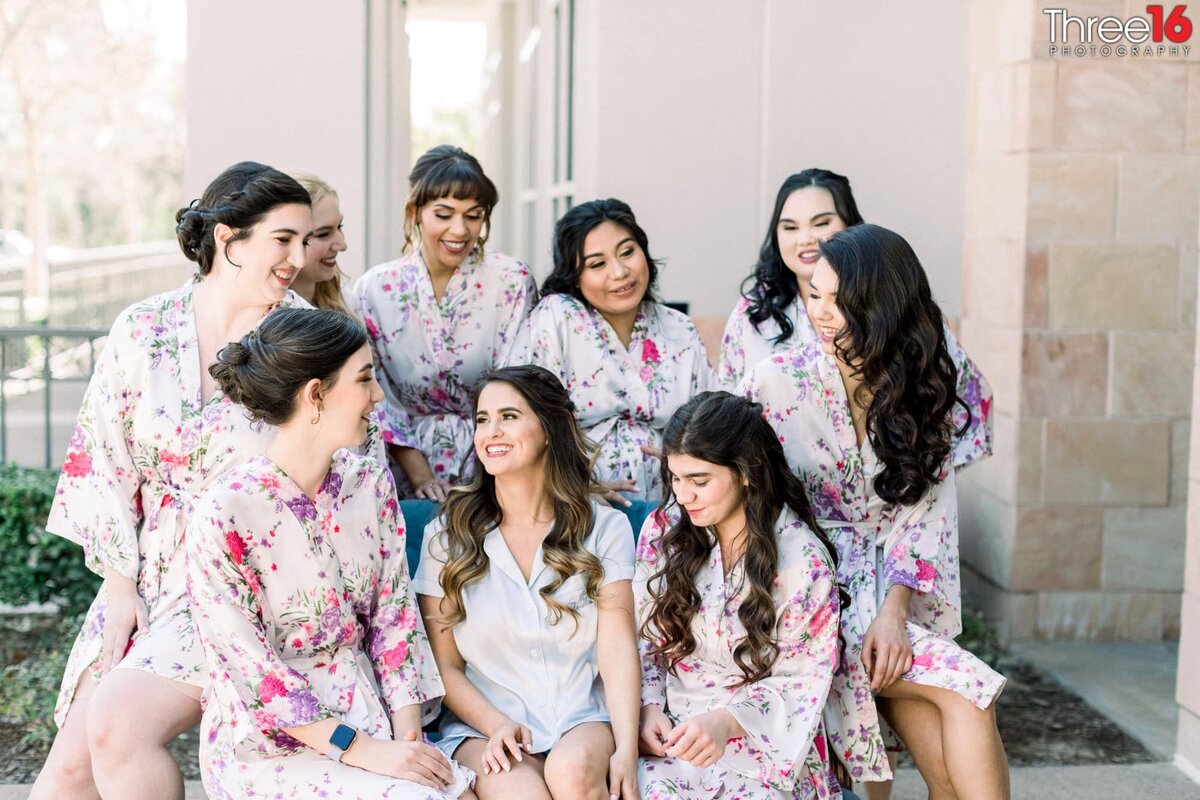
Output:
[515, 753, 522, 762]
[503, 764, 510, 773]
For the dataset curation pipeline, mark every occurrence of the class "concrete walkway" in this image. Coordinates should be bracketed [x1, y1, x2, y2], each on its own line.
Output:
[1012, 640, 1180, 759]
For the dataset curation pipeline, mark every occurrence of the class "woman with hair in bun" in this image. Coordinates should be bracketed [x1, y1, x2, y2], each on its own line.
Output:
[743, 225, 1009, 800]
[30, 162, 311, 800]
[720, 169, 991, 471]
[355, 145, 537, 506]
[522, 199, 713, 522]
[188, 308, 476, 799]
[414, 365, 641, 800]
[635, 391, 843, 800]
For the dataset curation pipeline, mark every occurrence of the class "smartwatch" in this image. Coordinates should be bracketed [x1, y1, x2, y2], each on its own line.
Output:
[328, 723, 358, 763]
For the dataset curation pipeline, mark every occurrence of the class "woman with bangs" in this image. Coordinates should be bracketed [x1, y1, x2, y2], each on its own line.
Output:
[635, 392, 844, 800]
[742, 224, 1010, 800]
[414, 365, 642, 800]
[720, 169, 992, 471]
[521, 199, 713, 522]
[355, 146, 538, 504]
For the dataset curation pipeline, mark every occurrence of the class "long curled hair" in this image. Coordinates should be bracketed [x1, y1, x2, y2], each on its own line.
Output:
[175, 161, 311, 276]
[402, 145, 499, 258]
[818, 224, 961, 505]
[541, 198, 661, 305]
[433, 365, 606, 631]
[744, 169, 862, 344]
[640, 391, 844, 687]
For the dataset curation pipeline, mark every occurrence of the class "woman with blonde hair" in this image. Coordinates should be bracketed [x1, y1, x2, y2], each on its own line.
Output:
[287, 171, 355, 315]
[415, 365, 641, 800]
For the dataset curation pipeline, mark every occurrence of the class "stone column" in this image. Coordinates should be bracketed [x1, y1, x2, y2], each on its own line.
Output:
[959, 0, 1198, 641]
[1180, 233, 1200, 780]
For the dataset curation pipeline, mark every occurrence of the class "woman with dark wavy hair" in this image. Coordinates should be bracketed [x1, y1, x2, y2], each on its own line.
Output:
[30, 161, 312, 800]
[743, 224, 1009, 800]
[634, 392, 843, 800]
[521, 199, 713, 517]
[718, 169, 992, 472]
[414, 365, 641, 800]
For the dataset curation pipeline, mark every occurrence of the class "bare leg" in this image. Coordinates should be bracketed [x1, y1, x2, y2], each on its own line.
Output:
[879, 681, 1009, 800]
[543, 722, 615, 800]
[85, 669, 201, 800]
[876, 696, 956, 800]
[863, 752, 899, 800]
[455, 738, 552, 800]
[29, 671, 100, 800]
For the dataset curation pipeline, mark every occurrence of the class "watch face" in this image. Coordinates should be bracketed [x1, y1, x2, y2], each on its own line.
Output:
[330, 724, 356, 751]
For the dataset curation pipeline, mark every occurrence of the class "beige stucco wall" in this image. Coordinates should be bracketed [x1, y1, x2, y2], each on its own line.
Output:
[186, 0, 410, 280]
[494, 0, 969, 323]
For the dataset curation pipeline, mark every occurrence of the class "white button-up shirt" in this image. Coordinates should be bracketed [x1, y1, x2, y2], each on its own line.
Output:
[413, 503, 635, 756]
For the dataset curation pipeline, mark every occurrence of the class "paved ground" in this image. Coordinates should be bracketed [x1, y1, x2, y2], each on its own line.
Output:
[1013, 640, 1180, 759]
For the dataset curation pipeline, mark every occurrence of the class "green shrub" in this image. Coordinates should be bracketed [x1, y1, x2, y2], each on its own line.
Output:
[957, 606, 1005, 669]
[0, 614, 76, 749]
[0, 465, 101, 617]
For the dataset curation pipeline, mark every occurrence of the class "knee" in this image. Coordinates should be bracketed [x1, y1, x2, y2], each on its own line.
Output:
[544, 747, 605, 800]
[33, 736, 94, 795]
[85, 680, 149, 762]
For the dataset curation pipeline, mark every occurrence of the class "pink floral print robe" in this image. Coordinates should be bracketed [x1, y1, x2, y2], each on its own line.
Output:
[44, 281, 303, 726]
[354, 249, 536, 490]
[741, 342, 1005, 782]
[718, 295, 993, 469]
[187, 451, 474, 799]
[519, 295, 714, 500]
[634, 511, 842, 800]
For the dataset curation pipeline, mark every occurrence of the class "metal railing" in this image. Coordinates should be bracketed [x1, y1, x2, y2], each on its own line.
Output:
[0, 327, 107, 468]
[0, 241, 192, 468]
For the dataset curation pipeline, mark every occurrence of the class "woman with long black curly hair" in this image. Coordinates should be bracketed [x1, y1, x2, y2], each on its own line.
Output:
[742, 224, 1009, 800]
[634, 391, 844, 799]
[718, 169, 992, 472]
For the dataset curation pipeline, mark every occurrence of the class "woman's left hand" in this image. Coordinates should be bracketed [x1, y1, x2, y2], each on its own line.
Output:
[607, 745, 640, 800]
[663, 709, 743, 768]
[861, 604, 912, 692]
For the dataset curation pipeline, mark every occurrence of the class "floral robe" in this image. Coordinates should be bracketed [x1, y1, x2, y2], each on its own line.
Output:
[741, 343, 1006, 782]
[634, 511, 842, 800]
[44, 280, 303, 726]
[718, 295, 993, 469]
[519, 295, 714, 500]
[354, 249, 537, 490]
[187, 451, 474, 799]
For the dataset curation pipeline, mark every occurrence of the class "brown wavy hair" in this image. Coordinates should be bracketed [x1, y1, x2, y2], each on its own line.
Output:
[640, 391, 844, 686]
[432, 365, 606, 633]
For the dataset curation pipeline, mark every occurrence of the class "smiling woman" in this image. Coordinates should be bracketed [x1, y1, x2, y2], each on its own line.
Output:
[353, 146, 538, 503]
[188, 307, 476, 799]
[28, 161, 312, 800]
[520, 198, 714, 511]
